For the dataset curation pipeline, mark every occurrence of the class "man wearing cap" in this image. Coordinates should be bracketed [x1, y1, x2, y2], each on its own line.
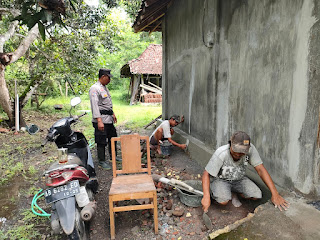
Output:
[89, 69, 119, 169]
[201, 131, 289, 212]
[149, 115, 187, 154]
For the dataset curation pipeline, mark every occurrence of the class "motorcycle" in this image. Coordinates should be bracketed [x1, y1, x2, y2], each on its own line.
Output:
[42, 97, 98, 240]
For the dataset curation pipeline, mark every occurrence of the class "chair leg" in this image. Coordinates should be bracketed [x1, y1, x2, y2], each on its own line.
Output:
[109, 197, 115, 239]
[153, 192, 158, 234]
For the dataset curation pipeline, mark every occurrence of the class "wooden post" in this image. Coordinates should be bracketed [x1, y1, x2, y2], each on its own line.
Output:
[130, 75, 141, 105]
[14, 80, 19, 133]
[65, 81, 68, 97]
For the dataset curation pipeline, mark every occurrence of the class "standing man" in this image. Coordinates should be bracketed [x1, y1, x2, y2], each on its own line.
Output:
[149, 115, 187, 154]
[89, 68, 118, 169]
[201, 131, 289, 212]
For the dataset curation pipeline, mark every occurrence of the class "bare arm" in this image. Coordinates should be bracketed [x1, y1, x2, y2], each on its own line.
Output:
[254, 164, 289, 211]
[97, 118, 104, 131]
[167, 138, 186, 149]
[201, 170, 211, 212]
[113, 113, 117, 124]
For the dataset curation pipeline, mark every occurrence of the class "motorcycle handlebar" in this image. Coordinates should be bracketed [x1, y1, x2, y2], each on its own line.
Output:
[73, 112, 87, 121]
[78, 112, 87, 118]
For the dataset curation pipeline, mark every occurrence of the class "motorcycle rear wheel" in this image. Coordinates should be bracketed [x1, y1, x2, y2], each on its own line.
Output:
[68, 208, 89, 240]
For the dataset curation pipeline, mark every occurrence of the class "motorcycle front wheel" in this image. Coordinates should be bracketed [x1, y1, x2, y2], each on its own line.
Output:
[68, 208, 89, 240]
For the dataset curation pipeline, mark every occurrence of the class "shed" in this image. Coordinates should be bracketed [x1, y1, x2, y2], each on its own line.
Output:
[121, 44, 162, 105]
[132, 0, 320, 197]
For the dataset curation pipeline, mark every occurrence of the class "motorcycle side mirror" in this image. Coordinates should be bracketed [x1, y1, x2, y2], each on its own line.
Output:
[70, 97, 81, 107]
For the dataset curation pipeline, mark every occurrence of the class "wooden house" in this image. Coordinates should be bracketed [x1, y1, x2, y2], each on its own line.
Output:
[120, 44, 162, 105]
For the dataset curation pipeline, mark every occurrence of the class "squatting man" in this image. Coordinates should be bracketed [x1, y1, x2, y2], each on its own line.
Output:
[201, 131, 290, 212]
[149, 115, 187, 154]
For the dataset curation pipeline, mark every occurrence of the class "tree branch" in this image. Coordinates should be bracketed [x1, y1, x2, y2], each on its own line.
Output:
[10, 24, 39, 63]
[0, 20, 19, 52]
[0, 8, 20, 17]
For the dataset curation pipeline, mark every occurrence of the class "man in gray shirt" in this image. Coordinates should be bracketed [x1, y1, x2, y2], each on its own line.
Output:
[202, 131, 289, 212]
[89, 69, 118, 169]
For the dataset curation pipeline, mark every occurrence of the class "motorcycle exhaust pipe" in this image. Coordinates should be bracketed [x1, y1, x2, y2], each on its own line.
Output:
[81, 201, 97, 221]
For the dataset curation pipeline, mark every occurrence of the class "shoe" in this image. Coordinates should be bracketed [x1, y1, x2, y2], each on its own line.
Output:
[99, 161, 111, 170]
[109, 157, 122, 162]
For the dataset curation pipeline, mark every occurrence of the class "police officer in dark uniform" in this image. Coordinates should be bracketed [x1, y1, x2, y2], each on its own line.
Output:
[89, 69, 119, 169]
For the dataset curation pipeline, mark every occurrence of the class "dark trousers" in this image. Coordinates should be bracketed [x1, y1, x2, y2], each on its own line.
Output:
[93, 122, 117, 161]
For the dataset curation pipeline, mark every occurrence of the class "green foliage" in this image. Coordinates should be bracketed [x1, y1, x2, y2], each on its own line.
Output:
[117, 0, 142, 21]
[95, 8, 161, 90]
[28, 165, 37, 175]
[0, 209, 45, 240]
[0, 1, 161, 118]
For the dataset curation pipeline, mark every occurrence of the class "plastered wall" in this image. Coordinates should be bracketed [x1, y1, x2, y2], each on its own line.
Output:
[162, 0, 320, 195]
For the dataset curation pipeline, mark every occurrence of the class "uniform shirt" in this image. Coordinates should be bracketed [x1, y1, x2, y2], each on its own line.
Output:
[89, 81, 113, 124]
[205, 143, 263, 181]
[150, 120, 171, 141]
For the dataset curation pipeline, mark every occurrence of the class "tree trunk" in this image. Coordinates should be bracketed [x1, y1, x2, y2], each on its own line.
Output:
[0, 24, 39, 126]
[57, 81, 63, 96]
[0, 64, 13, 122]
[65, 81, 68, 97]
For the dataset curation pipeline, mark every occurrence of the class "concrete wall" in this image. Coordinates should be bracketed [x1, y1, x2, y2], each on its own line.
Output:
[162, 0, 320, 196]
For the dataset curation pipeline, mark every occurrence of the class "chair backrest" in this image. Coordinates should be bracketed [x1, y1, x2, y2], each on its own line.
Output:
[111, 134, 151, 177]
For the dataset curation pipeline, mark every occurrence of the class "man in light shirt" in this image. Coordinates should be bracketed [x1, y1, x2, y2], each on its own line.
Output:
[149, 115, 187, 155]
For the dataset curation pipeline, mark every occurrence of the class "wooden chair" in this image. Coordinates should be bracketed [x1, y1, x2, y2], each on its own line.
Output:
[108, 134, 158, 239]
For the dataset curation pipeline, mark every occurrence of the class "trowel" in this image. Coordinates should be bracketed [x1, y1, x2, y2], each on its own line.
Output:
[203, 210, 213, 230]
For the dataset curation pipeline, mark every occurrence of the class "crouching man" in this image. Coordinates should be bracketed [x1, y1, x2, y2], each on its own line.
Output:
[149, 115, 187, 154]
[201, 131, 289, 212]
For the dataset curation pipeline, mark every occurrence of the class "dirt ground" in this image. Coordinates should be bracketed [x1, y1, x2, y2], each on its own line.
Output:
[0, 112, 262, 240]
[89, 127, 262, 240]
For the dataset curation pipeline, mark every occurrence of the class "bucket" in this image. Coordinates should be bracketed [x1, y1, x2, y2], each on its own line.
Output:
[160, 140, 173, 156]
[177, 180, 203, 207]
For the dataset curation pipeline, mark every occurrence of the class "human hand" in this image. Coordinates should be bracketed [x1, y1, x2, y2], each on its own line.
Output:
[180, 144, 187, 150]
[113, 114, 117, 124]
[201, 195, 211, 212]
[98, 121, 104, 131]
[180, 115, 184, 123]
[271, 194, 290, 211]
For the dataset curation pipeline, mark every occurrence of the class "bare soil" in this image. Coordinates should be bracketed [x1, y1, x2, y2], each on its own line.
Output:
[0, 112, 261, 240]
[90, 127, 261, 240]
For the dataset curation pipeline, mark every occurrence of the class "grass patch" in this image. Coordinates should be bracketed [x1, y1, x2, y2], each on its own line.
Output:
[0, 209, 47, 240]
[27, 90, 161, 136]
[99, 90, 161, 130]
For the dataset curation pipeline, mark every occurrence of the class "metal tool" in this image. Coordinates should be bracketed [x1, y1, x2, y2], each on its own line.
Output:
[203, 210, 213, 230]
[152, 174, 203, 196]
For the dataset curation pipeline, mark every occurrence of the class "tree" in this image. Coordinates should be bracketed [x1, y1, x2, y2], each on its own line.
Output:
[117, 0, 142, 20]
[0, 1, 109, 126]
[0, 7, 39, 126]
[95, 7, 161, 90]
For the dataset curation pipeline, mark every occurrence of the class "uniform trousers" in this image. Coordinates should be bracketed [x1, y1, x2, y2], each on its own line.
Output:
[92, 122, 117, 161]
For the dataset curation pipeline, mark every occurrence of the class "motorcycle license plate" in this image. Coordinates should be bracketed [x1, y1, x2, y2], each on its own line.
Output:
[44, 180, 80, 204]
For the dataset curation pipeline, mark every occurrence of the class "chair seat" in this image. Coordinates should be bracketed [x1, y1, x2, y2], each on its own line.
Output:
[109, 174, 156, 196]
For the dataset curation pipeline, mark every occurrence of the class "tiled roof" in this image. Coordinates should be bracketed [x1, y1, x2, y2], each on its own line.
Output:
[122, 44, 162, 76]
